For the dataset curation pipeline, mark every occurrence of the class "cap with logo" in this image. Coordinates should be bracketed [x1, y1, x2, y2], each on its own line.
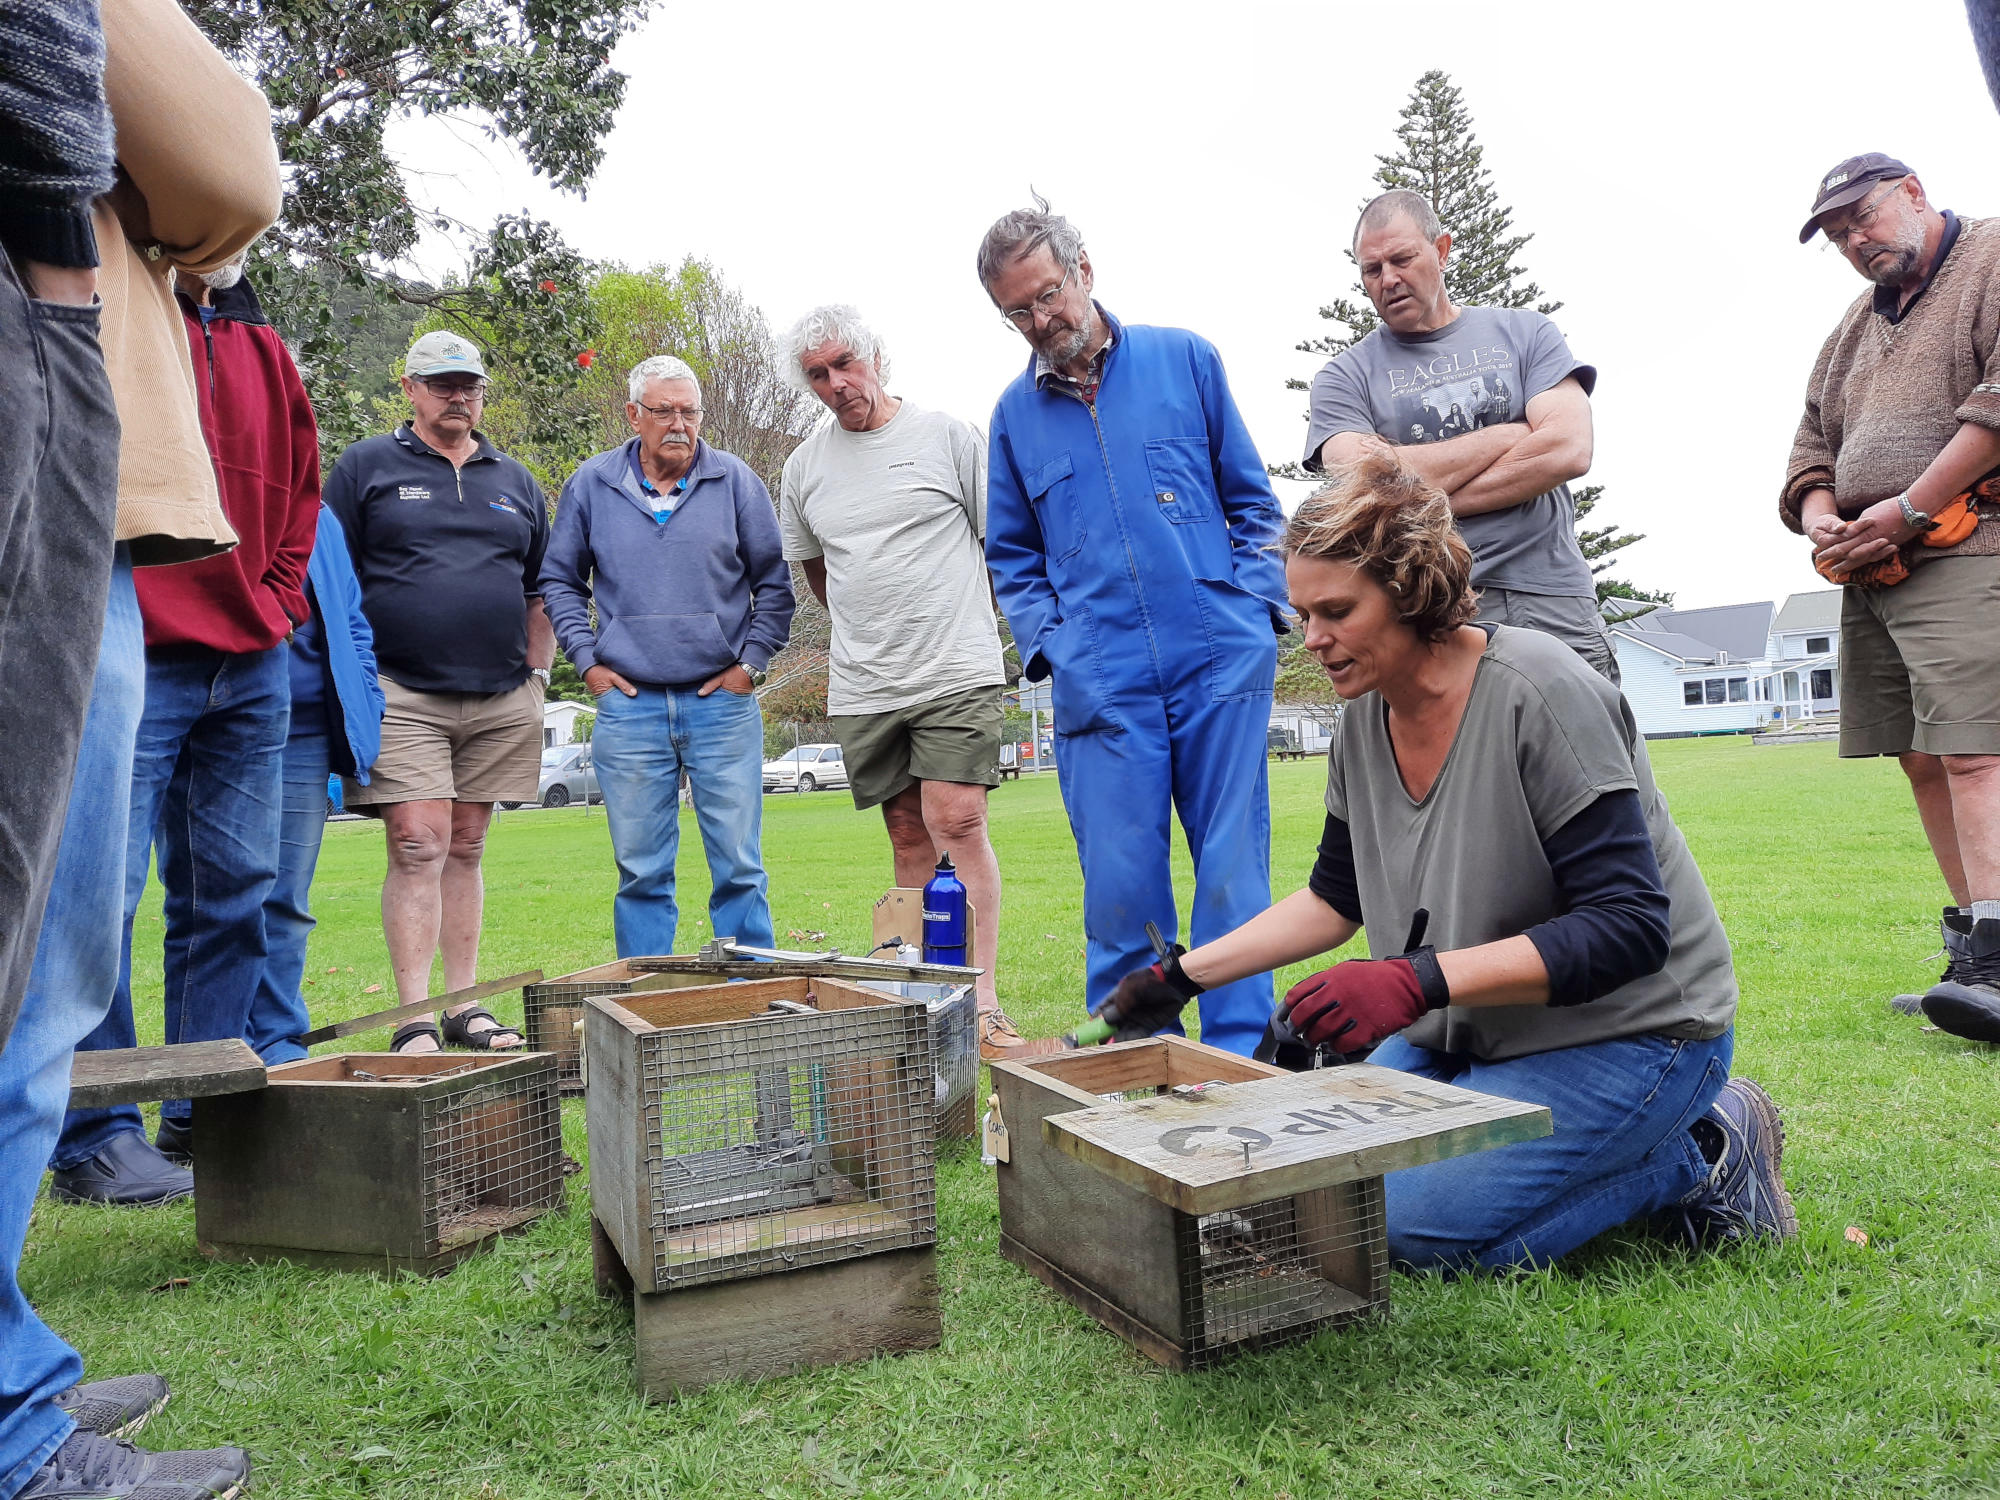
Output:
[404, 331, 488, 379]
[1798, 152, 1913, 244]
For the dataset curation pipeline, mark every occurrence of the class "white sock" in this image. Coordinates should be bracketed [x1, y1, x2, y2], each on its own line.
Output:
[1973, 900, 2000, 926]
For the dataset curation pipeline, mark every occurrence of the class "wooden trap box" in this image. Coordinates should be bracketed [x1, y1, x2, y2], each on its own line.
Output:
[990, 1038, 1551, 1369]
[585, 977, 941, 1398]
[537, 952, 979, 1142]
[192, 1052, 565, 1275]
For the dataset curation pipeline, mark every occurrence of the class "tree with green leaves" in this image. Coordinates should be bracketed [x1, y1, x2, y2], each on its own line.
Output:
[1287, 69, 1662, 614]
[185, 0, 651, 461]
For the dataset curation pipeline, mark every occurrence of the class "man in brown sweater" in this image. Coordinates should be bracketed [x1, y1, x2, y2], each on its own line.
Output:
[1783, 152, 2000, 1043]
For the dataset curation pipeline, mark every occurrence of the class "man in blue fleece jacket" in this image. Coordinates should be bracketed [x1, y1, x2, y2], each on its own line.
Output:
[540, 356, 795, 955]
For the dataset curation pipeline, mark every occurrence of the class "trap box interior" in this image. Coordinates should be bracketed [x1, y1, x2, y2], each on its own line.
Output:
[192, 1051, 565, 1276]
[990, 1038, 1552, 1370]
[584, 976, 941, 1399]
[534, 952, 979, 1142]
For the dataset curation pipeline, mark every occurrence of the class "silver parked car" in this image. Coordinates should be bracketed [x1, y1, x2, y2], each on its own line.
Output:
[500, 742, 600, 809]
[762, 742, 848, 794]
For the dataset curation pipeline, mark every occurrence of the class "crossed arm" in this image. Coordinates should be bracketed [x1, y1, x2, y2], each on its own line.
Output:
[1317, 376, 1594, 517]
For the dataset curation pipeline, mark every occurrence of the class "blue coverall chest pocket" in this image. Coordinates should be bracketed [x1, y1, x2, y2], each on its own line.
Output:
[1025, 450, 1082, 563]
[1143, 437, 1217, 524]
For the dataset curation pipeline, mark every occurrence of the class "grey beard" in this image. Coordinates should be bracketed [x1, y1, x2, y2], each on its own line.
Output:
[198, 261, 246, 291]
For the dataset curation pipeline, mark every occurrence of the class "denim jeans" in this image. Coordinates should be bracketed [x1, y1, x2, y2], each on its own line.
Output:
[1370, 1026, 1734, 1271]
[0, 557, 141, 1497]
[0, 257, 119, 1050]
[590, 685, 774, 956]
[54, 644, 289, 1164]
[244, 731, 330, 1066]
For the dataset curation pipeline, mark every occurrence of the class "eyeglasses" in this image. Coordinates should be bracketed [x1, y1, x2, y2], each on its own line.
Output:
[634, 401, 703, 423]
[1820, 178, 1907, 248]
[999, 265, 1075, 329]
[414, 377, 488, 399]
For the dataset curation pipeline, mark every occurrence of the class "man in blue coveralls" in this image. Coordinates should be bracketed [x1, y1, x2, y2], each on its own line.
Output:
[977, 198, 1289, 1055]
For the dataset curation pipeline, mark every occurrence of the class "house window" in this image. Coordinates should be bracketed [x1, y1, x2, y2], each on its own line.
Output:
[1684, 681, 1704, 706]
[1704, 679, 1726, 705]
[1728, 678, 1748, 702]
[1806, 635, 1830, 654]
[1685, 675, 1752, 707]
[1811, 668, 1833, 700]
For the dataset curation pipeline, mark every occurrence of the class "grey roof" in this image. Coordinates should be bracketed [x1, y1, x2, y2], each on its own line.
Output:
[1621, 601, 1773, 660]
[1772, 588, 1842, 633]
[1612, 628, 1722, 664]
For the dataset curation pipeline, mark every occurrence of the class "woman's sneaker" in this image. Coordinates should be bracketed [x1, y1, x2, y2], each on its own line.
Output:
[52, 1375, 169, 1439]
[19, 1429, 249, 1498]
[1683, 1078, 1799, 1246]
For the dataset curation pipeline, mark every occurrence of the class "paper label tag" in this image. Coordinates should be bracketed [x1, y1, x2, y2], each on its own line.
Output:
[982, 1094, 1011, 1165]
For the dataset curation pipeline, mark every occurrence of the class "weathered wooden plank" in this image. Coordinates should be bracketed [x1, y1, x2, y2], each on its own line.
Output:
[1043, 1063, 1551, 1216]
[67, 1040, 264, 1109]
[585, 996, 650, 1283]
[298, 970, 541, 1046]
[998, 1232, 1190, 1371]
[631, 1246, 940, 1400]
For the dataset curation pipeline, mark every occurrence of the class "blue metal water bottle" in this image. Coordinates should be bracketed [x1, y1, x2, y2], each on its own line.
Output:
[921, 854, 968, 967]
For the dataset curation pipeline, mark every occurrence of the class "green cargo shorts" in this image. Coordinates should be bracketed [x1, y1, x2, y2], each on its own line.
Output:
[832, 684, 1004, 810]
[1840, 554, 2000, 757]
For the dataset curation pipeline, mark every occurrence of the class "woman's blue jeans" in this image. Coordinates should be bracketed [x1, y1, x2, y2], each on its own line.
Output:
[1370, 1026, 1734, 1271]
[589, 685, 774, 957]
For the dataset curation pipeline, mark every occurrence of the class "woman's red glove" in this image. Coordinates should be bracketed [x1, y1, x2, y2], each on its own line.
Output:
[1280, 951, 1449, 1054]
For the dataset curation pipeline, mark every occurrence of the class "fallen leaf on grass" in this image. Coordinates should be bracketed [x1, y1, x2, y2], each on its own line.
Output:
[737, 1407, 768, 1425]
[1845, 1226, 1869, 1246]
[362, 983, 382, 994]
[349, 1445, 394, 1464]
[325, 967, 338, 974]
[149, 1277, 191, 1293]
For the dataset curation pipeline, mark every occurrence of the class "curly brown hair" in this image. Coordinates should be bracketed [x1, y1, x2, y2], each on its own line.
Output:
[1280, 447, 1477, 644]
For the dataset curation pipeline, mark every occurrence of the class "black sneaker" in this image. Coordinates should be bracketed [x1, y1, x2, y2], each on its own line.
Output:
[1892, 907, 1970, 1016]
[52, 1375, 169, 1439]
[154, 1117, 192, 1167]
[18, 1429, 249, 1498]
[1682, 1078, 1798, 1246]
[48, 1131, 192, 1207]
[1921, 916, 2000, 1042]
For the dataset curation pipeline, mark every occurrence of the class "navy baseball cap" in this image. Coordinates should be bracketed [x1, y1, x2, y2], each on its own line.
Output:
[1799, 153, 1914, 243]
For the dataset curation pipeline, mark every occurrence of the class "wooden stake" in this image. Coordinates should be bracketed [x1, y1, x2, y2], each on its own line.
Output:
[299, 971, 543, 1047]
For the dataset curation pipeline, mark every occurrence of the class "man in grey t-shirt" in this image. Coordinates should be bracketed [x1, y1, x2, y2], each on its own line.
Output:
[1305, 189, 1619, 682]
[777, 305, 1020, 1050]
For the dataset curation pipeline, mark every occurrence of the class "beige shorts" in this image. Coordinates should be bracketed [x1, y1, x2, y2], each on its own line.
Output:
[345, 674, 544, 807]
[1840, 555, 2000, 757]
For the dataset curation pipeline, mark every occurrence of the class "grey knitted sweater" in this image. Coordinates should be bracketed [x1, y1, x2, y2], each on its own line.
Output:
[1783, 215, 2000, 560]
[0, 0, 114, 267]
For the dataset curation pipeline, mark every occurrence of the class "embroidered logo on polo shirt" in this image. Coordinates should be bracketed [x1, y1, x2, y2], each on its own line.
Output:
[397, 485, 431, 501]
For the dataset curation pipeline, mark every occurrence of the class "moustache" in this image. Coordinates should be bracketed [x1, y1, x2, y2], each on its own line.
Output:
[660, 433, 691, 445]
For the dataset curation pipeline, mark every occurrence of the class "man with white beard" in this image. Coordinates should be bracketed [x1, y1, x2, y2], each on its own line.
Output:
[52, 257, 321, 1203]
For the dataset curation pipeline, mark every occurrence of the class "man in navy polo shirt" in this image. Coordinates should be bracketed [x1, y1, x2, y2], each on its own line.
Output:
[324, 332, 552, 1055]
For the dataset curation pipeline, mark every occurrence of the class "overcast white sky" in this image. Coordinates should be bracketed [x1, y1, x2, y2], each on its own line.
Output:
[393, 0, 1999, 611]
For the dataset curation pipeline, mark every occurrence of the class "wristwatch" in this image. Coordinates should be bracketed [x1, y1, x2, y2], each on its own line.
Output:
[740, 663, 768, 688]
[1895, 492, 1937, 533]
[531, 667, 551, 684]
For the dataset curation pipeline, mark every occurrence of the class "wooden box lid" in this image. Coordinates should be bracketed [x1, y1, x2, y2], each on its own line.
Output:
[1041, 1062, 1551, 1215]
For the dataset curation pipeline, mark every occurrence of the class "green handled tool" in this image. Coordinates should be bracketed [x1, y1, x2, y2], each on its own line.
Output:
[1062, 922, 1172, 1048]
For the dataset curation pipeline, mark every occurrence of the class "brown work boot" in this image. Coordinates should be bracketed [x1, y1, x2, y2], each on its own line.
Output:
[978, 1006, 1067, 1060]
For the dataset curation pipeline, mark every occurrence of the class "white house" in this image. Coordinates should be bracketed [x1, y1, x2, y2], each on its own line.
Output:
[542, 699, 596, 748]
[1609, 588, 1842, 739]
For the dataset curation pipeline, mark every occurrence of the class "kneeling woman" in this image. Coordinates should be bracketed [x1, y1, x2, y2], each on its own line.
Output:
[1109, 450, 1796, 1269]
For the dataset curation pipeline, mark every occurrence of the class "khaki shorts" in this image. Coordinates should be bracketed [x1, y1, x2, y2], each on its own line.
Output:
[832, 684, 1004, 810]
[1474, 587, 1621, 686]
[345, 675, 544, 808]
[1840, 555, 2000, 757]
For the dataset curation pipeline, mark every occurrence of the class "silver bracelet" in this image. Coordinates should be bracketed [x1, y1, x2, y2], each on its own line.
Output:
[1896, 492, 1937, 532]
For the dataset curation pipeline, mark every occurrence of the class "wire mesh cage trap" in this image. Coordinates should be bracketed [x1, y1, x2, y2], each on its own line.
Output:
[193, 1052, 565, 1275]
[585, 977, 942, 1397]
[537, 945, 979, 1140]
[989, 1037, 1550, 1369]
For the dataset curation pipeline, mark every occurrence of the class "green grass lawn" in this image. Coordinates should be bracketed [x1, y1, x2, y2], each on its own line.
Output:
[27, 739, 1998, 1497]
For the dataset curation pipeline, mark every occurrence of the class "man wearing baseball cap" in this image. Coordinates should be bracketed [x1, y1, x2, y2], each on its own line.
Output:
[1781, 154, 2000, 1043]
[322, 331, 552, 1057]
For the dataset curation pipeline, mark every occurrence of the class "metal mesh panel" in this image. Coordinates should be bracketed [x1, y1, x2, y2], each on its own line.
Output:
[419, 1060, 567, 1255]
[1174, 1176, 1388, 1366]
[525, 972, 636, 1089]
[641, 1002, 936, 1289]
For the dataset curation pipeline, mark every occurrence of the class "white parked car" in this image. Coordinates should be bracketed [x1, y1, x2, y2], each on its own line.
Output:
[762, 743, 848, 794]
